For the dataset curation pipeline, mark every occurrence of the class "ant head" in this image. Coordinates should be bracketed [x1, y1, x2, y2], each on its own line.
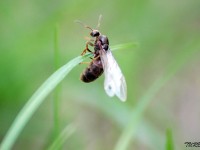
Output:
[90, 30, 100, 37]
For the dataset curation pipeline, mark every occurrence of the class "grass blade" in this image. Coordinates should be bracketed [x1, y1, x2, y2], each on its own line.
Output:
[48, 124, 76, 150]
[165, 128, 174, 150]
[53, 24, 61, 140]
[0, 43, 135, 150]
[110, 42, 138, 51]
[0, 53, 91, 150]
[115, 41, 200, 150]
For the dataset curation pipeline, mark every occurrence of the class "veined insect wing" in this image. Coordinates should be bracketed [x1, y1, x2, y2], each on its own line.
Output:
[99, 49, 127, 101]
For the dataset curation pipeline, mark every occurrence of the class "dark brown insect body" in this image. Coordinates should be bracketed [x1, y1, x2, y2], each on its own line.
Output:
[81, 30, 109, 83]
[80, 56, 103, 82]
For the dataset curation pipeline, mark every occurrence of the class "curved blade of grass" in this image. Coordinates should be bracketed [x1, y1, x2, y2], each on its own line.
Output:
[0, 54, 91, 150]
[115, 41, 200, 150]
[48, 123, 76, 150]
[0, 42, 136, 150]
[110, 42, 139, 51]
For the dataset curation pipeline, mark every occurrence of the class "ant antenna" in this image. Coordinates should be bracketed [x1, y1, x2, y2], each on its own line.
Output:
[96, 14, 102, 29]
[75, 20, 93, 31]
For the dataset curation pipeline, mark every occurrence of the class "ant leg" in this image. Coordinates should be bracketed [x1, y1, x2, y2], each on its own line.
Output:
[81, 41, 94, 56]
[92, 55, 100, 60]
[80, 53, 100, 65]
[84, 36, 94, 42]
[81, 55, 99, 65]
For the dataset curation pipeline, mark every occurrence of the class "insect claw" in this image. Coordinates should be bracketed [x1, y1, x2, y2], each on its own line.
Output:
[81, 48, 92, 56]
[81, 49, 87, 56]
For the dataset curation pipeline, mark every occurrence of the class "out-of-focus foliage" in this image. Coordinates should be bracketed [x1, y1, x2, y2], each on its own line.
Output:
[0, 0, 200, 149]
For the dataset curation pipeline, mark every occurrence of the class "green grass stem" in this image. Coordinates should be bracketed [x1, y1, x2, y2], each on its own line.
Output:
[165, 128, 174, 150]
[48, 124, 76, 150]
[53, 24, 61, 140]
[114, 41, 200, 150]
[0, 43, 136, 150]
[0, 53, 91, 150]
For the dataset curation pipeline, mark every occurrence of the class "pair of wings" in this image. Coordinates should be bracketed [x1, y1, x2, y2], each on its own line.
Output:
[99, 49, 127, 102]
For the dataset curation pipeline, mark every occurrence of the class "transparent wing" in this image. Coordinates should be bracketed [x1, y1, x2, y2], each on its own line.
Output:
[99, 49, 127, 101]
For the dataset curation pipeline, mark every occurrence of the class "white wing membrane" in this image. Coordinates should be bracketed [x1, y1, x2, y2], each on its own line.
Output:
[99, 49, 127, 101]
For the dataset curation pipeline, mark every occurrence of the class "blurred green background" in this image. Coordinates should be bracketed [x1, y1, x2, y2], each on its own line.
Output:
[0, 0, 200, 149]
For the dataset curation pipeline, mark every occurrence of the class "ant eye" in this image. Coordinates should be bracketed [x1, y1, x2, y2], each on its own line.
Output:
[90, 32, 94, 37]
[94, 32, 99, 36]
[90, 30, 100, 37]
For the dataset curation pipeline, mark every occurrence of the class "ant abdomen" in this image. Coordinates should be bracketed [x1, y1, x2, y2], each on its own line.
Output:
[81, 58, 104, 83]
